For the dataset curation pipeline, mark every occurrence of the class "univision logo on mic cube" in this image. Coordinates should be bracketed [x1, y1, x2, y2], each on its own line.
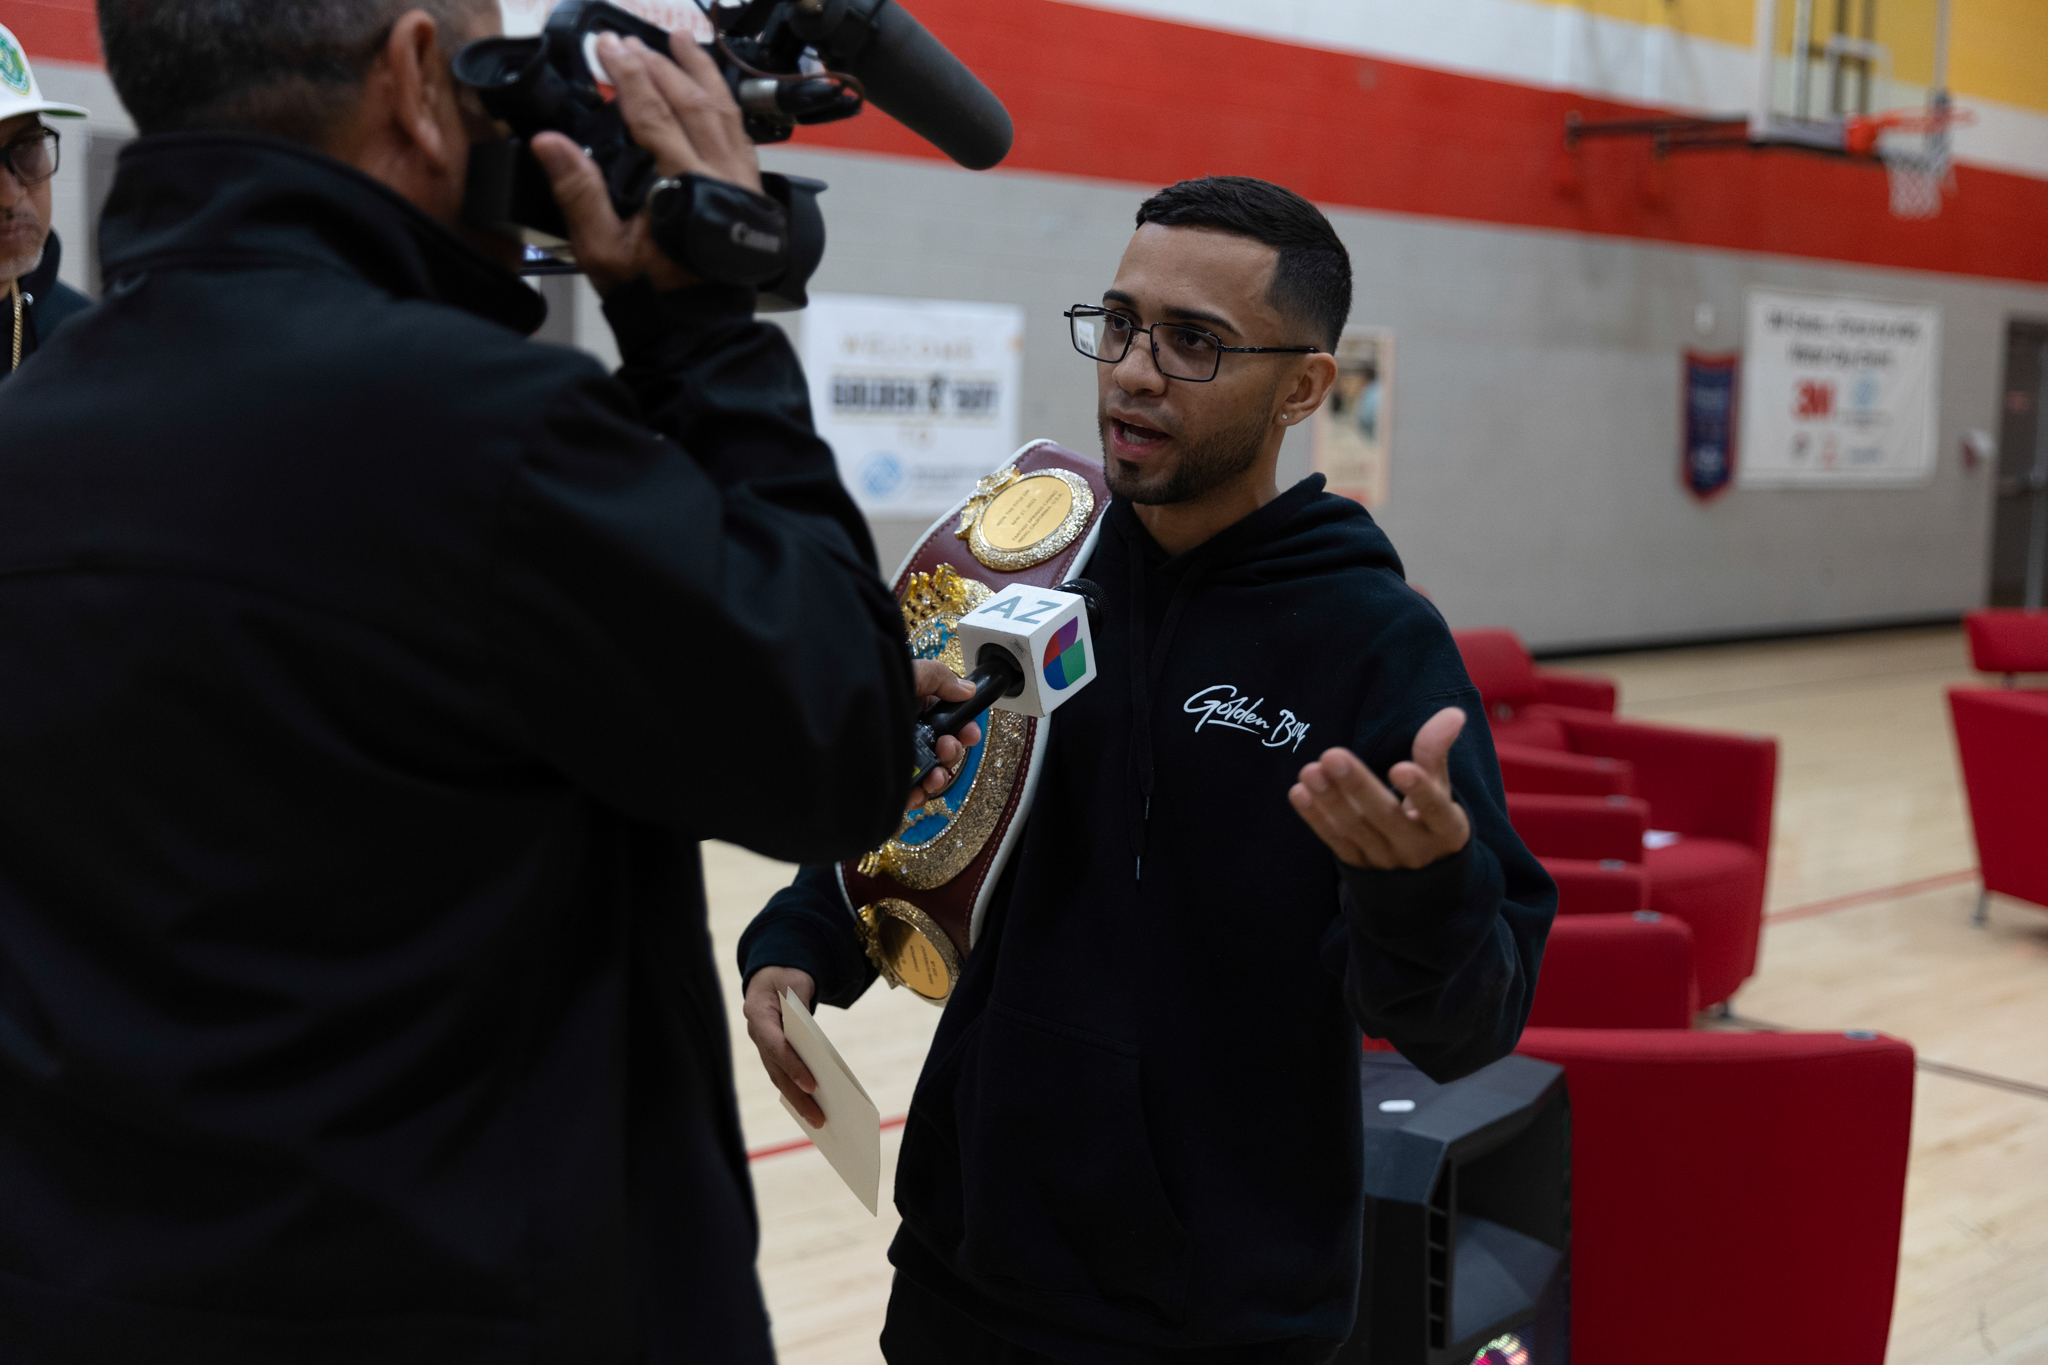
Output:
[955, 584, 1098, 719]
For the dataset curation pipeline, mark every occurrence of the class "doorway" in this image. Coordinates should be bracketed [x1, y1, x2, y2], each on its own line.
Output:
[1990, 320, 2048, 608]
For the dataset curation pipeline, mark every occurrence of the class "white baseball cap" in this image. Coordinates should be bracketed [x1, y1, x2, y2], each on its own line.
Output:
[0, 23, 91, 124]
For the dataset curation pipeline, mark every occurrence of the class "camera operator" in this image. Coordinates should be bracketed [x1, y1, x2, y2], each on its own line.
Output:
[0, 3, 975, 1361]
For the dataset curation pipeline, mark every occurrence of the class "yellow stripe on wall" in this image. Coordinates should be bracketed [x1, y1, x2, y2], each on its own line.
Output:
[1527, 0, 1752, 47]
[1947, 1, 2048, 117]
[1520, 0, 2048, 115]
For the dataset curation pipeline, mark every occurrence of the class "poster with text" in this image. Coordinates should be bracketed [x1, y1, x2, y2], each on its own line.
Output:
[1310, 327, 1394, 508]
[802, 294, 1025, 517]
[1737, 290, 1940, 488]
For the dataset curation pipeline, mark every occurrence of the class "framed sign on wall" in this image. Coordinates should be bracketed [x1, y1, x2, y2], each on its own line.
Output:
[1737, 289, 1940, 488]
[801, 294, 1026, 517]
[1311, 327, 1394, 509]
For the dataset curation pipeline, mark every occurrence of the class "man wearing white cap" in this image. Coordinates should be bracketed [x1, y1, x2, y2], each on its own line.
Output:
[0, 22, 90, 380]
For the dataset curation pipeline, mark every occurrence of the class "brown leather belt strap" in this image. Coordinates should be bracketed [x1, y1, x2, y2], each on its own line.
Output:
[840, 441, 1110, 1003]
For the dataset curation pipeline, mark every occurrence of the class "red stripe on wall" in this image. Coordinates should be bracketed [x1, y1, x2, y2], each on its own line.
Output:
[781, 0, 2048, 285]
[8, 0, 100, 66]
[20, 0, 2048, 282]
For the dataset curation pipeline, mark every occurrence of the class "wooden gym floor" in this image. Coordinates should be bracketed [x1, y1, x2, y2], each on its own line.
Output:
[700, 623, 2048, 1364]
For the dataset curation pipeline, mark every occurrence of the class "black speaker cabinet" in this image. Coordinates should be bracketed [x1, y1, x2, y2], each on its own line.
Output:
[1333, 1051, 1570, 1365]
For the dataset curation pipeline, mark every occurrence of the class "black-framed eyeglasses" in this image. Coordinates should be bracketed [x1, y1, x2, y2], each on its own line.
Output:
[1065, 305, 1319, 383]
[1, 128, 60, 188]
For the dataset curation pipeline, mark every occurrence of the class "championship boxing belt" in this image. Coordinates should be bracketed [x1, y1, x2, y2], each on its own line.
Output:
[839, 440, 1111, 1005]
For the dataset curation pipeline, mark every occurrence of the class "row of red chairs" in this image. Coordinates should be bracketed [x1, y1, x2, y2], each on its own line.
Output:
[1454, 628, 1776, 1010]
[1456, 609, 2048, 1005]
[1431, 609, 2048, 1360]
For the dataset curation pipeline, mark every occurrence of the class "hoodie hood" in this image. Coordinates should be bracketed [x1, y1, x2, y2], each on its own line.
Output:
[1128, 472, 1407, 590]
[8, 230, 91, 375]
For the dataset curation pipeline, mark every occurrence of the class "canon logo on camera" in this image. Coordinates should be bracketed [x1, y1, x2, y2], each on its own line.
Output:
[731, 222, 784, 255]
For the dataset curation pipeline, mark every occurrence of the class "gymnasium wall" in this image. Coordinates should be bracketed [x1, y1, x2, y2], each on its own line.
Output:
[16, 0, 2048, 649]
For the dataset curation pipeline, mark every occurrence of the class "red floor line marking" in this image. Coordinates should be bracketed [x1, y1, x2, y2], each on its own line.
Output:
[749, 1113, 909, 1163]
[1763, 868, 1978, 925]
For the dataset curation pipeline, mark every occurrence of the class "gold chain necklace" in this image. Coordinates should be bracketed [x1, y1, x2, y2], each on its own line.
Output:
[7, 276, 20, 374]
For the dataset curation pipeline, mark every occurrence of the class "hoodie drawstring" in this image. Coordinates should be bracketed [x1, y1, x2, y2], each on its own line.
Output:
[1123, 516, 1209, 884]
[1127, 546, 1151, 883]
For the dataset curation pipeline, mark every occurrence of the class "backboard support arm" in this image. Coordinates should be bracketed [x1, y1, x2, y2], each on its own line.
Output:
[1750, 0, 1781, 141]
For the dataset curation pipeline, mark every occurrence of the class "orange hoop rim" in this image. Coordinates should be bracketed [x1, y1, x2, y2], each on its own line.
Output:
[1843, 105, 1975, 157]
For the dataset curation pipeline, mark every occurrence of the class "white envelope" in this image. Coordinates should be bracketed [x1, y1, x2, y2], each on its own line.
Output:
[777, 987, 882, 1216]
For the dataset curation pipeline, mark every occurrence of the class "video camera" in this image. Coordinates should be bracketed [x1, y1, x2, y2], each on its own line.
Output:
[454, 0, 1012, 310]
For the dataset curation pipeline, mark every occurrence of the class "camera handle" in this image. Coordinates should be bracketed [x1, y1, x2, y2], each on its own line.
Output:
[646, 175, 790, 288]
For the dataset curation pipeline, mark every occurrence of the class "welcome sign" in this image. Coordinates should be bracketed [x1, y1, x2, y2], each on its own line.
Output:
[802, 294, 1025, 517]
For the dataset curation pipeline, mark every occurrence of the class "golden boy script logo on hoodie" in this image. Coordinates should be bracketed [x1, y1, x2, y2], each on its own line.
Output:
[1182, 685, 1313, 752]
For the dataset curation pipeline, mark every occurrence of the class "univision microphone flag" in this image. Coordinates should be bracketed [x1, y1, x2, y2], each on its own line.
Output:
[1043, 619, 1087, 691]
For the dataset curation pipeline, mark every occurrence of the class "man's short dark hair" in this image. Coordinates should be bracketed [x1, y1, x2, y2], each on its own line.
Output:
[100, 0, 494, 145]
[1135, 176, 1352, 351]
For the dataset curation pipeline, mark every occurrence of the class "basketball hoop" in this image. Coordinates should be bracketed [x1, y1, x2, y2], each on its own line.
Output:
[1844, 102, 1973, 220]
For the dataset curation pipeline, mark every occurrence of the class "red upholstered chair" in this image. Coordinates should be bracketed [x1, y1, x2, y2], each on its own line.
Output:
[1453, 627, 1619, 731]
[1455, 628, 1641, 796]
[1505, 786, 1764, 1010]
[1367, 921, 1913, 1363]
[1507, 790, 1650, 915]
[1454, 629, 1779, 1009]
[1964, 608, 2048, 685]
[1512, 1027, 1915, 1365]
[1527, 911, 1697, 1029]
[1949, 686, 2048, 924]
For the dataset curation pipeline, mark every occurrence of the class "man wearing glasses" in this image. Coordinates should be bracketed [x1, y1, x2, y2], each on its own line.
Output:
[0, 24, 89, 381]
[742, 175, 1554, 1363]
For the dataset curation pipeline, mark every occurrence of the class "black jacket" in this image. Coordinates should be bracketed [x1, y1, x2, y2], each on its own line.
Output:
[743, 486, 1556, 1364]
[4, 230, 92, 377]
[0, 133, 916, 1363]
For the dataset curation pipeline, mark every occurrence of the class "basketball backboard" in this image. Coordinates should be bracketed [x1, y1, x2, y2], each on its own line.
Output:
[1565, 0, 1965, 218]
[1748, 0, 1952, 147]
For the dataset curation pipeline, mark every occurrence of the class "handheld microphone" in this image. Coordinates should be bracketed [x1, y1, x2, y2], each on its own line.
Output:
[909, 579, 1103, 789]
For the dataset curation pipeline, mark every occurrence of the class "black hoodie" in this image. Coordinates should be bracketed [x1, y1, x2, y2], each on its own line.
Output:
[4, 230, 91, 378]
[742, 481, 1557, 1363]
[0, 135, 916, 1363]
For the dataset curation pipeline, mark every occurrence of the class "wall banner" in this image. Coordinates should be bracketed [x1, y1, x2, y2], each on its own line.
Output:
[1310, 327, 1394, 508]
[1737, 290, 1941, 488]
[801, 294, 1026, 517]
[1680, 350, 1739, 501]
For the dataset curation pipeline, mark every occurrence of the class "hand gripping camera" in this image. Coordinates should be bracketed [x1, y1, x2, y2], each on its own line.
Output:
[454, 0, 1013, 310]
